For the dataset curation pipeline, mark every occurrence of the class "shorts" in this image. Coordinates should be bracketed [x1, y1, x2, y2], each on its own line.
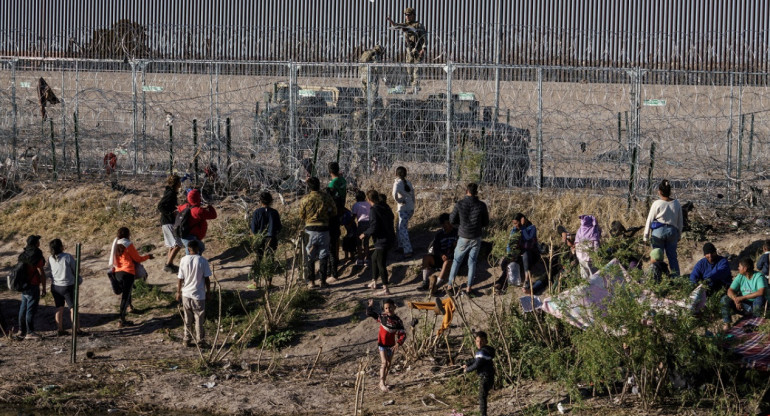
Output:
[378, 345, 394, 357]
[52, 284, 75, 308]
[162, 224, 183, 248]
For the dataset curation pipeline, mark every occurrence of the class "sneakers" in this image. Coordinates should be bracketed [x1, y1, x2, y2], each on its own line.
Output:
[24, 332, 42, 340]
[164, 264, 179, 273]
[118, 320, 135, 328]
[319, 281, 329, 288]
[416, 281, 429, 291]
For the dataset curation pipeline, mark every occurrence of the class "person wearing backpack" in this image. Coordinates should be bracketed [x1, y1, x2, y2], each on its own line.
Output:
[158, 174, 183, 273]
[47, 238, 85, 336]
[177, 188, 218, 255]
[109, 227, 154, 328]
[17, 235, 46, 340]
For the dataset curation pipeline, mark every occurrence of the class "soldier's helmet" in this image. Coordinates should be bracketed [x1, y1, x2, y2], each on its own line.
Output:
[374, 44, 384, 54]
[404, 7, 415, 15]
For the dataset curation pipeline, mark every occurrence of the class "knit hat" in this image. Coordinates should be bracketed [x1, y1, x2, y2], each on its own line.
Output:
[650, 248, 663, 262]
[702, 242, 717, 255]
[187, 188, 202, 206]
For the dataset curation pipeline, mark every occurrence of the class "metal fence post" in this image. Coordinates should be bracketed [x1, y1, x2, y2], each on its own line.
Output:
[366, 63, 373, 174]
[445, 62, 454, 181]
[289, 63, 297, 172]
[70, 243, 81, 364]
[193, 119, 199, 185]
[74, 112, 81, 180]
[141, 62, 147, 167]
[49, 118, 57, 180]
[209, 63, 214, 165]
[130, 61, 138, 174]
[537, 67, 543, 190]
[747, 113, 755, 170]
[226, 117, 231, 186]
[11, 59, 17, 163]
[215, 63, 221, 170]
[727, 72, 735, 202]
[168, 124, 174, 173]
[61, 66, 67, 170]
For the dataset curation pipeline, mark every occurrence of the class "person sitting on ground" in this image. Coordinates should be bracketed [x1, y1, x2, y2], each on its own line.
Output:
[647, 248, 669, 283]
[462, 331, 496, 416]
[575, 215, 601, 279]
[351, 190, 371, 266]
[366, 298, 406, 393]
[689, 242, 731, 295]
[498, 213, 538, 290]
[178, 189, 218, 255]
[720, 257, 768, 331]
[417, 213, 458, 293]
[176, 240, 212, 347]
[756, 240, 770, 276]
[47, 238, 85, 336]
[361, 191, 396, 295]
[158, 174, 183, 273]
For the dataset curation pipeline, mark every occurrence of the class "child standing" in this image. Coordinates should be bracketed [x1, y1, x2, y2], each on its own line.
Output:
[351, 190, 371, 266]
[366, 298, 406, 392]
[249, 191, 282, 262]
[756, 240, 770, 276]
[176, 240, 212, 347]
[462, 331, 496, 416]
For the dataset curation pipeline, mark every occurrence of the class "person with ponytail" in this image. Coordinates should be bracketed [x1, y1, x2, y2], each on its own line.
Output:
[643, 179, 683, 275]
[392, 166, 415, 258]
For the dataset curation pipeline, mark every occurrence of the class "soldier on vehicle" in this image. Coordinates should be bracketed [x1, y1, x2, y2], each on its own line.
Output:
[359, 44, 385, 99]
[388, 7, 426, 93]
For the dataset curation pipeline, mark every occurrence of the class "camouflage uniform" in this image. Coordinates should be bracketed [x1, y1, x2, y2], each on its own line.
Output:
[359, 45, 384, 98]
[398, 8, 427, 89]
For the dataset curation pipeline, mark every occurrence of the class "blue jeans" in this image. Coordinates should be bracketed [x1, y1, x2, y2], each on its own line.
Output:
[721, 295, 766, 323]
[181, 236, 206, 255]
[448, 237, 481, 288]
[651, 225, 679, 275]
[304, 229, 330, 283]
[397, 209, 414, 254]
[18, 285, 40, 334]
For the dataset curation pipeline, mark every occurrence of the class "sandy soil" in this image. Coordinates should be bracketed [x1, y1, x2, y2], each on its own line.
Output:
[0, 177, 763, 415]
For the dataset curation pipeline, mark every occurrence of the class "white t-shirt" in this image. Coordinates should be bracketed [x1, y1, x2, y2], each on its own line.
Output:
[177, 254, 212, 300]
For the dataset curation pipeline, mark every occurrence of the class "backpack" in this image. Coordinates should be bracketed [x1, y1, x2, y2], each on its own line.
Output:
[172, 206, 193, 239]
[7, 261, 28, 292]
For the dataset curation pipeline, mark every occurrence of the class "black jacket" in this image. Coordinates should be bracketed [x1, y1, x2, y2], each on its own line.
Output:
[465, 345, 496, 381]
[157, 186, 179, 225]
[450, 196, 489, 239]
[364, 202, 396, 249]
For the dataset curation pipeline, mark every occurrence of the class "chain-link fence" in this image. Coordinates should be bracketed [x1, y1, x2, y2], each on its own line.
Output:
[1, 58, 768, 205]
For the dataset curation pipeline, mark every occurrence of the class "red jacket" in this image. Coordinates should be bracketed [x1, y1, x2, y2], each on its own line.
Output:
[178, 189, 217, 240]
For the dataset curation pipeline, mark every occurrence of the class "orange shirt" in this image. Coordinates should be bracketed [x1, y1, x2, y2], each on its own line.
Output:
[114, 244, 150, 275]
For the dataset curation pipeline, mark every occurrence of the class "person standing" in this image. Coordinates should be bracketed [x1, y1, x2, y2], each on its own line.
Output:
[351, 190, 372, 265]
[361, 190, 396, 295]
[158, 174, 183, 273]
[17, 235, 46, 340]
[388, 7, 427, 93]
[178, 188, 218, 255]
[392, 166, 415, 258]
[574, 215, 601, 279]
[109, 227, 154, 327]
[462, 331, 496, 416]
[176, 240, 212, 347]
[48, 238, 84, 336]
[447, 183, 489, 294]
[300, 177, 337, 288]
[366, 298, 406, 392]
[643, 179, 683, 275]
[327, 162, 347, 278]
[249, 190, 282, 262]
[359, 45, 385, 98]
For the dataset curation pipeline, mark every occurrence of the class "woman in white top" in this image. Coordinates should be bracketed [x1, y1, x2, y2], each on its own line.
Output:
[392, 166, 415, 257]
[643, 179, 683, 275]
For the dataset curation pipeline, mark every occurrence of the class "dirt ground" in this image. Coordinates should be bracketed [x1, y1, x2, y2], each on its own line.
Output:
[0, 177, 763, 415]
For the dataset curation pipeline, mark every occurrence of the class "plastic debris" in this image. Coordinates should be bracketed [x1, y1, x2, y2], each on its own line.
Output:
[201, 382, 216, 388]
[557, 402, 566, 414]
[42, 385, 59, 392]
[383, 399, 395, 406]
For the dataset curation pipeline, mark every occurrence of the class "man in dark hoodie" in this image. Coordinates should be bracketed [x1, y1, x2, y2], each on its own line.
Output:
[158, 174, 183, 273]
[361, 190, 396, 295]
[447, 183, 489, 294]
[462, 330, 496, 416]
[17, 235, 46, 340]
[178, 188, 218, 255]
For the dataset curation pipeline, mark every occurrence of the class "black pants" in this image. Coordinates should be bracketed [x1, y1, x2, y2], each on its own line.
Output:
[479, 377, 493, 416]
[115, 272, 135, 322]
[371, 248, 389, 286]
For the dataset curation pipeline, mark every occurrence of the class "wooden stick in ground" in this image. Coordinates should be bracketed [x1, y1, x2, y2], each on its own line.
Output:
[307, 346, 323, 379]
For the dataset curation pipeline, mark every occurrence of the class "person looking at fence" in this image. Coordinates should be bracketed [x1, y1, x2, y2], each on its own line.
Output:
[300, 177, 337, 288]
[392, 166, 415, 258]
[16, 235, 46, 340]
[250, 190, 282, 264]
[176, 239, 212, 348]
[720, 257, 768, 332]
[351, 190, 372, 266]
[387, 7, 426, 93]
[109, 227, 154, 328]
[447, 183, 489, 295]
[178, 189, 218, 255]
[158, 174, 183, 273]
[359, 44, 385, 98]
[327, 162, 347, 278]
[361, 190, 396, 295]
[643, 179, 683, 276]
[47, 238, 85, 336]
